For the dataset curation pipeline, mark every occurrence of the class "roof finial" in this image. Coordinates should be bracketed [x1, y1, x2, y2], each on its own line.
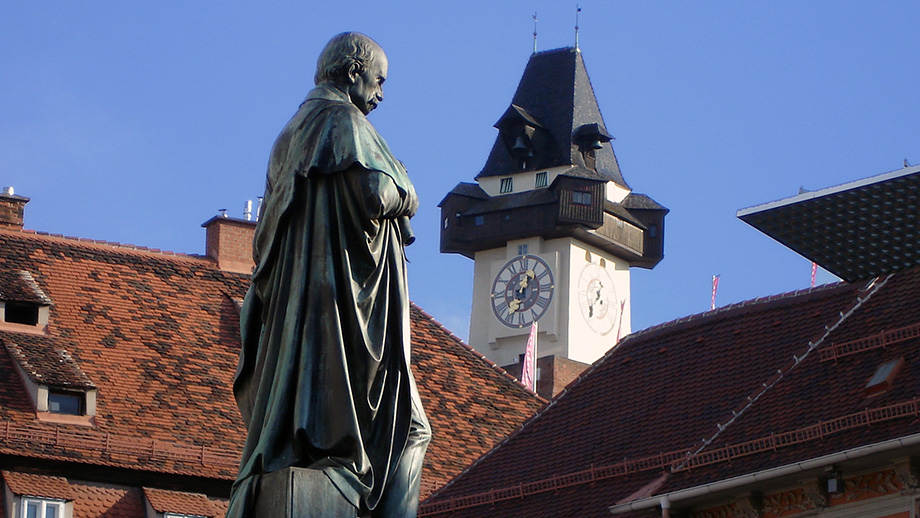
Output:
[575, 4, 582, 50]
[532, 12, 538, 54]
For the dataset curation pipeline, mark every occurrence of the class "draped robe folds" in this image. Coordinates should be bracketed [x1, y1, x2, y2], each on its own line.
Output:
[227, 85, 429, 517]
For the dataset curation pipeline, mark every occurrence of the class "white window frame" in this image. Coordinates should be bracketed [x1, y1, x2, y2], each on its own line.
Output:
[20, 497, 65, 518]
[500, 177, 513, 193]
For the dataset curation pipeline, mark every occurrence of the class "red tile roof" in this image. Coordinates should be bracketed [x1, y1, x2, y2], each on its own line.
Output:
[144, 487, 220, 517]
[67, 481, 143, 518]
[2, 471, 75, 500]
[421, 267, 920, 517]
[0, 227, 542, 501]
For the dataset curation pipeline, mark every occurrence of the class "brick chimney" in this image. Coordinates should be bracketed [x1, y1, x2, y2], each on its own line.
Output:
[0, 187, 29, 231]
[201, 216, 256, 274]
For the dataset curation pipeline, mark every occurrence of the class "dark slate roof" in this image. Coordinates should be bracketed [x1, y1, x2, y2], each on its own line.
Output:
[459, 188, 558, 216]
[476, 48, 628, 188]
[0, 226, 542, 508]
[437, 182, 489, 207]
[622, 193, 668, 211]
[420, 265, 920, 517]
[737, 165, 920, 282]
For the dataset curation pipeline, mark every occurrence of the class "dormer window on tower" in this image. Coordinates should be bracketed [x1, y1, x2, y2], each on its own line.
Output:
[573, 123, 613, 172]
[496, 105, 548, 171]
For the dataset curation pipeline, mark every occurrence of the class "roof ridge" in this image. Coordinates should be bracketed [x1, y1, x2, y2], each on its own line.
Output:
[673, 273, 892, 471]
[1, 228, 207, 262]
[622, 280, 850, 343]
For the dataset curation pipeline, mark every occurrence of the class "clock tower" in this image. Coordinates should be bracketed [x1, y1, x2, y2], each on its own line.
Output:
[440, 47, 667, 375]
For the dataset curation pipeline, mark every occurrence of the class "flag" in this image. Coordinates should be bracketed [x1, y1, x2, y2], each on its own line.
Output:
[811, 262, 817, 288]
[711, 275, 720, 310]
[616, 299, 627, 343]
[521, 321, 538, 392]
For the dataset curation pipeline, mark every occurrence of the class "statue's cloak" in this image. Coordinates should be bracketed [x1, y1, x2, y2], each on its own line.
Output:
[227, 85, 421, 516]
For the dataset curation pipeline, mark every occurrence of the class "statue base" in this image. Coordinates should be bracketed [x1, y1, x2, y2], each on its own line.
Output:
[255, 467, 359, 517]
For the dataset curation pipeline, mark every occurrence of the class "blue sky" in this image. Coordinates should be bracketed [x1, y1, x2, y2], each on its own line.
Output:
[2, 2, 919, 342]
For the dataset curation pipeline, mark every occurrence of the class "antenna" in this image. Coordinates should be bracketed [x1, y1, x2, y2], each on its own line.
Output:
[532, 12, 538, 53]
[575, 5, 582, 50]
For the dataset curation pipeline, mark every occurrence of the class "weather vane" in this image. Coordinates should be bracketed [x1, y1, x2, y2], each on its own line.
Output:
[533, 12, 538, 54]
[575, 5, 582, 50]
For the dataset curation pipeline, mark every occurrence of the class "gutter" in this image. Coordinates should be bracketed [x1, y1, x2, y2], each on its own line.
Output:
[609, 432, 920, 515]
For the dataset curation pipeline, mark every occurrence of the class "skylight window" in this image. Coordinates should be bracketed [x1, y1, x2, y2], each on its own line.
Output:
[865, 357, 903, 396]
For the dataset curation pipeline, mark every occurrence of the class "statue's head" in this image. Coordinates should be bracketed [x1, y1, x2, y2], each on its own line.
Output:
[315, 32, 388, 115]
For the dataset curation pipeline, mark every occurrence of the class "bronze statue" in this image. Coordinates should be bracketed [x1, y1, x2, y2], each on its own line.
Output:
[227, 32, 430, 518]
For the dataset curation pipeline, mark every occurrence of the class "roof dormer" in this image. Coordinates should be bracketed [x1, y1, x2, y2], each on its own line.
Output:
[2, 336, 97, 426]
[143, 487, 223, 518]
[0, 270, 51, 335]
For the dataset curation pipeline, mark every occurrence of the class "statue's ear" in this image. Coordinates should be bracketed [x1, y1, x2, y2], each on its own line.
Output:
[346, 62, 361, 85]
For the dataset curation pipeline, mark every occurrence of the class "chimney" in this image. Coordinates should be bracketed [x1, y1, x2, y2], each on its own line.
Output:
[201, 215, 256, 274]
[0, 187, 29, 231]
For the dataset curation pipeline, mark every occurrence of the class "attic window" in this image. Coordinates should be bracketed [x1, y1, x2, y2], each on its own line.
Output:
[865, 357, 903, 396]
[535, 172, 548, 188]
[500, 177, 514, 194]
[48, 390, 84, 415]
[4, 302, 39, 326]
[21, 497, 65, 518]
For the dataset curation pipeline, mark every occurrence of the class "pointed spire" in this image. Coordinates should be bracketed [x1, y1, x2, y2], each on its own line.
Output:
[532, 12, 538, 54]
[476, 48, 628, 188]
[575, 5, 582, 50]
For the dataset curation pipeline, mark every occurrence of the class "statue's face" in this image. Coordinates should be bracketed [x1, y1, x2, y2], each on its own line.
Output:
[348, 51, 388, 115]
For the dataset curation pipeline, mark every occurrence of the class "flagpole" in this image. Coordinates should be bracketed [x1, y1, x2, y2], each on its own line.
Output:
[711, 275, 720, 311]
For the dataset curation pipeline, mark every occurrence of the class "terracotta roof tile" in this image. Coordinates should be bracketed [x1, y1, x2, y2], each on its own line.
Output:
[2, 471, 75, 500]
[144, 487, 219, 517]
[422, 266, 920, 516]
[69, 481, 144, 518]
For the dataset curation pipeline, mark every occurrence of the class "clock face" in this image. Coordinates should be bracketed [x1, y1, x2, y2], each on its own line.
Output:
[578, 263, 618, 335]
[490, 255, 555, 328]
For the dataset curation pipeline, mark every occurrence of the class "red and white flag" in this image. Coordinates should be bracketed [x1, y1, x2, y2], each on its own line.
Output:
[711, 275, 720, 311]
[811, 262, 817, 288]
[521, 321, 538, 392]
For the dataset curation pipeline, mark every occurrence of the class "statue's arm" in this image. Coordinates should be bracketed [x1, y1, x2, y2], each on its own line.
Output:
[346, 166, 418, 220]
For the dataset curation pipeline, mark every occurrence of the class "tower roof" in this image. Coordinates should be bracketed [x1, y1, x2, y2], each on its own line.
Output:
[476, 48, 628, 188]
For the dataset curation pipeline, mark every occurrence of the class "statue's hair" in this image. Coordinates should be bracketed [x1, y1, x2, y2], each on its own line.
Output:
[314, 32, 381, 85]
